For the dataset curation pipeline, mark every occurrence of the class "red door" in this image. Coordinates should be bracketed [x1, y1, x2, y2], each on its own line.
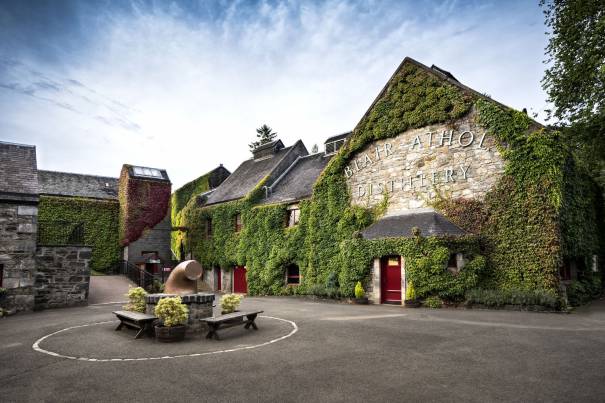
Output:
[233, 266, 247, 293]
[380, 256, 401, 304]
[216, 267, 222, 291]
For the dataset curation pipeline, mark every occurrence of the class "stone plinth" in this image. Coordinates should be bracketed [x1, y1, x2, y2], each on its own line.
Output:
[145, 293, 215, 334]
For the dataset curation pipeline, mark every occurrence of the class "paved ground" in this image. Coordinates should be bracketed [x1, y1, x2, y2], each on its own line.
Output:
[88, 275, 134, 305]
[1, 297, 605, 402]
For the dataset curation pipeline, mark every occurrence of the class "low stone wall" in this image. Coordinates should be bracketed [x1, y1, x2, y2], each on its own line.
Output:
[146, 293, 214, 335]
[34, 246, 92, 310]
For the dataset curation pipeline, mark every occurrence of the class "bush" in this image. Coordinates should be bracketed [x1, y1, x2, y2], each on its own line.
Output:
[220, 294, 243, 313]
[424, 296, 442, 309]
[155, 296, 188, 327]
[567, 276, 602, 306]
[354, 281, 365, 298]
[465, 288, 561, 309]
[124, 287, 147, 313]
[405, 282, 416, 300]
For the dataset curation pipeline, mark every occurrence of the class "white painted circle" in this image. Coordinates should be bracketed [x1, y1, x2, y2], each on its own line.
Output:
[32, 315, 298, 362]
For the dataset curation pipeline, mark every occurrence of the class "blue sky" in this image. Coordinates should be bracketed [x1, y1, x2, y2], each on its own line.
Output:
[0, 0, 549, 188]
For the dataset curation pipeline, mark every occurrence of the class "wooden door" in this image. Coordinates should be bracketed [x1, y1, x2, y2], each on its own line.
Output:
[216, 267, 222, 291]
[233, 266, 247, 293]
[380, 256, 401, 304]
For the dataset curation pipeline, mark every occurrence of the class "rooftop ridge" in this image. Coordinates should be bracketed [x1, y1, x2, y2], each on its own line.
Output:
[38, 169, 118, 181]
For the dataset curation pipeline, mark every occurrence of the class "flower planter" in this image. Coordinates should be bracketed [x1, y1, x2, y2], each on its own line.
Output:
[352, 297, 369, 305]
[154, 325, 186, 342]
[404, 299, 421, 308]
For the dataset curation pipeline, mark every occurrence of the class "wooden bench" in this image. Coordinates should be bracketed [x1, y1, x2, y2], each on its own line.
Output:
[201, 311, 264, 340]
[113, 310, 158, 339]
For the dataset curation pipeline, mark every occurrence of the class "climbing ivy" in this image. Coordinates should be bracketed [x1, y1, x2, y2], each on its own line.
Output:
[38, 196, 120, 272]
[177, 61, 603, 304]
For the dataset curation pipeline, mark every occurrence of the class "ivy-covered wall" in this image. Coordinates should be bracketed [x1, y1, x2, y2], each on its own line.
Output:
[38, 195, 120, 272]
[119, 165, 171, 246]
[177, 60, 603, 303]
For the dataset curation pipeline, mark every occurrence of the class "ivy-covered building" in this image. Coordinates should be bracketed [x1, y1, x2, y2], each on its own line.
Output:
[0, 140, 177, 313]
[177, 57, 604, 307]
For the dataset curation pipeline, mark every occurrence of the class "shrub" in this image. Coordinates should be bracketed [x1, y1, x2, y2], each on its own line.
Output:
[424, 296, 442, 309]
[155, 296, 188, 327]
[124, 287, 147, 313]
[465, 288, 561, 309]
[354, 281, 365, 298]
[567, 277, 602, 306]
[220, 294, 243, 313]
[405, 282, 416, 300]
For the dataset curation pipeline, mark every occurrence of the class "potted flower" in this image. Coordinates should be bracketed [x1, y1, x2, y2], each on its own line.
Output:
[404, 281, 421, 307]
[124, 286, 147, 313]
[352, 281, 369, 304]
[220, 293, 243, 314]
[154, 296, 189, 342]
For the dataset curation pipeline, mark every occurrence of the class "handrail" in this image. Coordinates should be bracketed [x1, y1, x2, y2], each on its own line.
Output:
[110, 260, 156, 290]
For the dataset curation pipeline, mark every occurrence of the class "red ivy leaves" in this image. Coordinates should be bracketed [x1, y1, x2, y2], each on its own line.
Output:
[119, 169, 171, 246]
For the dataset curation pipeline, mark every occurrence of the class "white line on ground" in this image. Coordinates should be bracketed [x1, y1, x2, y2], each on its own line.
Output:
[32, 315, 298, 362]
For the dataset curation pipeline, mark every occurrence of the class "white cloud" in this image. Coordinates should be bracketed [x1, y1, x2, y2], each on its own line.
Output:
[0, 0, 549, 188]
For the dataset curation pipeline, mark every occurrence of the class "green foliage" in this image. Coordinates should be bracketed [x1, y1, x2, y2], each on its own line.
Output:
[465, 288, 561, 310]
[566, 276, 602, 306]
[38, 196, 120, 272]
[354, 281, 365, 298]
[124, 287, 147, 313]
[423, 296, 442, 309]
[249, 124, 277, 151]
[405, 282, 416, 300]
[155, 296, 188, 327]
[171, 173, 212, 259]
[220, 294, 242, 313]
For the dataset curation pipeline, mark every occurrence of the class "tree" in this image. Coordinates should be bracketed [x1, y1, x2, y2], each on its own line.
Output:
[541, 0, 605, 183]
[249, 124, 277, 151]
[311, 144, 319, 153]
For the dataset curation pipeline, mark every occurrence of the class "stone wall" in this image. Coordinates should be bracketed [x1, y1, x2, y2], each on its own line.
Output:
[0, 203, 38, 313]
[34, 246, 92, 310]
[345, 109, 505, 215]
[127, 213, 173, 265]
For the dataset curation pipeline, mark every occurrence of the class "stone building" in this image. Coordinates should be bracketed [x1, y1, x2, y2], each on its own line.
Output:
[177, 57, 603, 307]
[0, 141, 176, 314]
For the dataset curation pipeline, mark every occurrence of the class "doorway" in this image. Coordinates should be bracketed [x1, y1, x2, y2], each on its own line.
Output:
[380, 256, 402, 304]
[233, 266, 247, 293]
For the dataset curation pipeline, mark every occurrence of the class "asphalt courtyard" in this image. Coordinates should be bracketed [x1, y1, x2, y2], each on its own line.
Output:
[1, 297, 605, 402]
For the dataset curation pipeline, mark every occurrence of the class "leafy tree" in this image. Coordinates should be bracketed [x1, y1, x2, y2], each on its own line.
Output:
[541, 0, 605, 183]
[249, 124, 277, 151]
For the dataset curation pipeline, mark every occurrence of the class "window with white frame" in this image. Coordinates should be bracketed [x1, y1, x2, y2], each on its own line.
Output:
[325, 139, 345, 155]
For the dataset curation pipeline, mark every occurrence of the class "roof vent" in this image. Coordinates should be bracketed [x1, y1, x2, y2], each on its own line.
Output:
[252, 139, 284, 161]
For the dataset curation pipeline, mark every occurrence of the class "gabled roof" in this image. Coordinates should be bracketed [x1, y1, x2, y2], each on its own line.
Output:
[262, 152, 332, 205]
[361, 209, 467, 240]
[38, 170, 119, 200]
[0, 141, 38, 203]
[204, 140, 308, 206]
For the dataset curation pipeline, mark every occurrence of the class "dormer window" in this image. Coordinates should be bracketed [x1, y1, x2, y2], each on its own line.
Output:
[325, 139, 345, 155]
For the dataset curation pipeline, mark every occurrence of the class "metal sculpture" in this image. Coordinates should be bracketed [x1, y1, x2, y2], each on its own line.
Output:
[164, 260, 203, 295]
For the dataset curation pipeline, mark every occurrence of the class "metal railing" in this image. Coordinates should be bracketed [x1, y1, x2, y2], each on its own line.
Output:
[37, 220, 85, 246]
[110, 260, 156, 290]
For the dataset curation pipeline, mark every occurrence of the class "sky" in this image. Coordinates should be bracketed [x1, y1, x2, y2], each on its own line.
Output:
[0, 0, 550, 189]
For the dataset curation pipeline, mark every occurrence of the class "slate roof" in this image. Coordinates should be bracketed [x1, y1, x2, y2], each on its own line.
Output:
[262, 153, 331, 204]
[361, 209, 467, 240]
[0, 141, 39, 203]
[38, 170, 119, 200]
[204, 140, 307, 206]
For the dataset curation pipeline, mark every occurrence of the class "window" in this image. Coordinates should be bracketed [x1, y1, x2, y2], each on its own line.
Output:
[286, 206, 300, 227]
[325, 139, 345, 155]
[447, 253, 464, 274]
[206, 218, 213, 238]
[234, 213, 242, 232]
[132, 166, 163, 179]
[286, 264, 300, 285]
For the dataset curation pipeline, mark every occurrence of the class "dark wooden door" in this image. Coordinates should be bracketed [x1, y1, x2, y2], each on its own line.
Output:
[233, 266, 247, 293]
[216, 268, 222, 291]
[380, 256, 401, 304]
